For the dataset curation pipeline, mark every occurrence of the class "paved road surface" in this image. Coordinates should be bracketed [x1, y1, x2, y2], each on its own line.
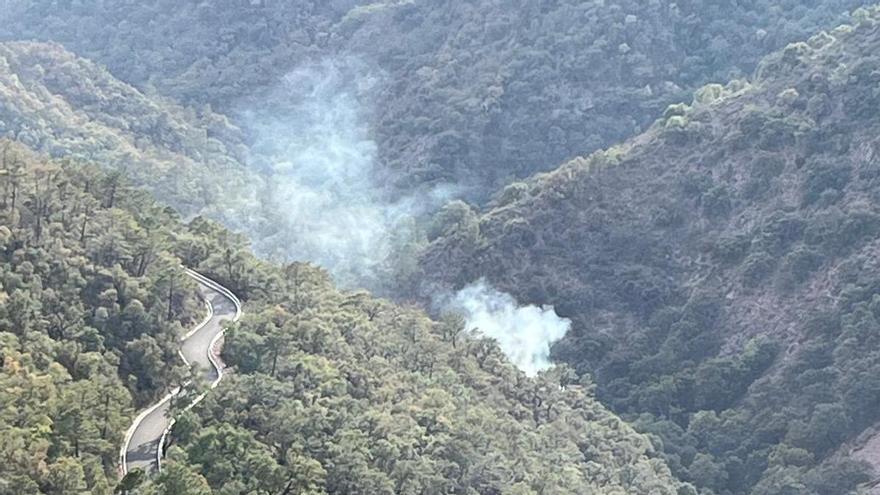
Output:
[121, 272, 240, 475]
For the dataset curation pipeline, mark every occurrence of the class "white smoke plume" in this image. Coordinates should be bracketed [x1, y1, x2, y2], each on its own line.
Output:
[448, 279, 570, 376]
[238, 59, 454, 289]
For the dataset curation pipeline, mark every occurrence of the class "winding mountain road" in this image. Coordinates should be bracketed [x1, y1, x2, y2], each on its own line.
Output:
[119, 269, 242, 476]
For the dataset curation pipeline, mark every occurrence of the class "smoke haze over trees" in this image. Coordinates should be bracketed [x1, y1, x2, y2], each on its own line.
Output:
[0, 0, 868, 201]
[0, 0, 870, 288]
[0, 140, 690, 495]
[4, 1, 880, 494]
[418, 7, 880, 492]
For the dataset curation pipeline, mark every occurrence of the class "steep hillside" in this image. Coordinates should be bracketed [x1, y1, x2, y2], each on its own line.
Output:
[0, 1, 349, 108]
[418, 7, 880, 494]
[0, 0, 867, 200]
[143, 262, 689, 495]
[0, 42, 257, 220]
[338, 0, 869, 197]
[0, 141, 214, 493]
[0, 142, 689, 494]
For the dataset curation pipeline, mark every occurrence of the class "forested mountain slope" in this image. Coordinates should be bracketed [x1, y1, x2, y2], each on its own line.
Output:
[0, 141, 690, 494]
[0, 42, 257, 220]
[0, 141, 213, 493]
[418, 7, 880, 494]
[0, 0, 867, 200]
[0, 1, 350, 109]
[145, 263, 689, 495]
[337, 0, 869, 197]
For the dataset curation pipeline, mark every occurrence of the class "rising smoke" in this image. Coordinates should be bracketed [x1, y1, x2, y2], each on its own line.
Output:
[239, 59, 452, 290]
[237, 60, 570, 374]
[447, 279, 570, 376]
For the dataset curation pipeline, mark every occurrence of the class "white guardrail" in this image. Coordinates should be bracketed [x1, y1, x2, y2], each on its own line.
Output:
[119, 268, 242, 476]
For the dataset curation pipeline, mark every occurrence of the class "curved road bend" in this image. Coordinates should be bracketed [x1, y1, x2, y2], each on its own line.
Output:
[121, 272, 241, 475]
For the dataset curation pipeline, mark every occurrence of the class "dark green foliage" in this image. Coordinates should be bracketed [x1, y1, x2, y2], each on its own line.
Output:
[417, 9, 880, 493]
[0, 0, 865, 201]
[0, 43, 255, 221]
[702, 185, 733, 218]
[711, 233, 751, 264]
[745, 155, 786, 199]
[0, 141, 211, 493]
[148, 260, 689, 494]
[802, 161, 852, 206]
[786, 403, 852, 455]
[0, 142, 689, 493]
[1, 1, 880, 493]
[116, 470, 146, 495]
[778, 245, 823, 290]
[742, 251, 777, 288]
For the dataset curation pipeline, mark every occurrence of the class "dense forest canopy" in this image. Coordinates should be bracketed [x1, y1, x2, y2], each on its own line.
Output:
[0, 141, 689, 494]
[418, 6, 880, 493]
[0, 42, 258, 221]
[0, 0, 868, 200]
[0, 0, 873, 293]
[0, 0, 873, 290]
[146, 259, 690, 495]
[0, 141, 209, 493]
[4, 1, 880, 494]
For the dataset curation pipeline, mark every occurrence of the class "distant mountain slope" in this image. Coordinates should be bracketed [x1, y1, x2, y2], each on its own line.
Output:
[0, 1, 350, 107]
[338, 0, 869, 198]
[0, 41, 258, 220]
[0, 0, 867, 200]
[417, 7, 880, 494]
